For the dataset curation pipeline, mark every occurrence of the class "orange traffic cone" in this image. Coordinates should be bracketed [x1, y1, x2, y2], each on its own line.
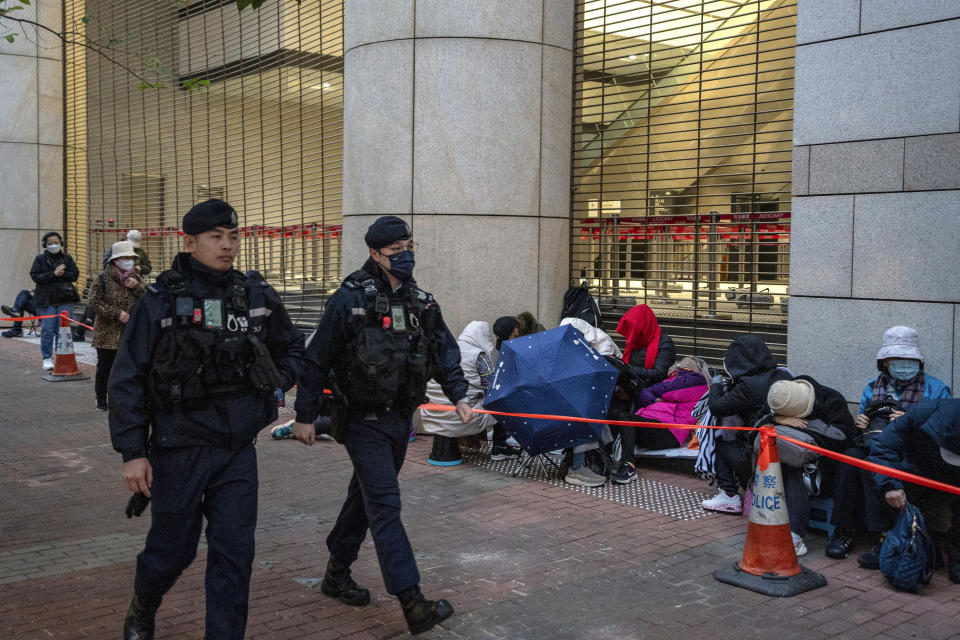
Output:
[713, 426, 827, 596]
[42, 312, 89, 382]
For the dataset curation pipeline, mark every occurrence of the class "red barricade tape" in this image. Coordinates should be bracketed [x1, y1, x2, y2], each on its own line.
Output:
[1, 313, 94, 331]
[777, 434, 960, 497]
[417, 401, 960, 497]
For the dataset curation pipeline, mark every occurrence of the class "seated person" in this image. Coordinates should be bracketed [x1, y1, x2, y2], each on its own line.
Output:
[701, 335, 790, 516]
[835, 326, 952, 567]
[868, 398, 960, 584]
[556, 317, 623, 488]
[611, 357, 710, 485]
[420, 321, 521, 466]
[766, 377, 856, 557]
[616, 304, 675, 389]
[2, 288, 36, 338]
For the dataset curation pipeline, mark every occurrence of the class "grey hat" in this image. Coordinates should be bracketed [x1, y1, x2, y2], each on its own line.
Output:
[767, 379, 815, 419]
[940, 447, 960, 467]
[877, 326, 923, 362]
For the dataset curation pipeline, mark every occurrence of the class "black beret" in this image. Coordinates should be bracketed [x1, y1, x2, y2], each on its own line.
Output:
[493, 316, 518, 350]
[183, 199, 239, 235]
[364, 216, 410, 249]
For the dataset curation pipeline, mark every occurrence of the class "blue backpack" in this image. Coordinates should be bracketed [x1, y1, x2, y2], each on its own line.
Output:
[878, 502, 935, 592]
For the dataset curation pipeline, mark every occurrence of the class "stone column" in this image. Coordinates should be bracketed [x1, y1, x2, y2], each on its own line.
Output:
[788, 2, 960, 401]
[0, 1, 63, 310]
[342, 0, 574, 334]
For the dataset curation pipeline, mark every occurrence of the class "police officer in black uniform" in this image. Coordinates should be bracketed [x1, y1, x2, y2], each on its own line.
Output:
[292, 216, 473, 635]
[109, 199, 304, 640]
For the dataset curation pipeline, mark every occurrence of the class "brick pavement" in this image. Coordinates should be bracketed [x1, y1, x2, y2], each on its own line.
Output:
[1, 337, 959, 639]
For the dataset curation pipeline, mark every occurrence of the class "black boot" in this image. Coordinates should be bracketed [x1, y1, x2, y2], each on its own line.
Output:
[2, 325, 22, 338]
[96, 396, 109, 411]
[122, 595, 160, 640]
[398, 586, 454, 636]
[428, 435, 462, 467]
[320, 556, 370, 606]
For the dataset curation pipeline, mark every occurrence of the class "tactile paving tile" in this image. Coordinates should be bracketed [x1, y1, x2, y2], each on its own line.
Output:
[462, 442, 713, 521]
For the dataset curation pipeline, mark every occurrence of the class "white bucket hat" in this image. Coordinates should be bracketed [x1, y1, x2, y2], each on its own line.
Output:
[876, 326, 923, 361]
[109, 240, 138, 262]
[126, 229, 142, 247]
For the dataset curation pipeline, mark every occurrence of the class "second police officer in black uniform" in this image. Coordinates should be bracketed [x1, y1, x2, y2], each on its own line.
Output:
[293, 216, 473, 635]
[109, 200, 305, 640]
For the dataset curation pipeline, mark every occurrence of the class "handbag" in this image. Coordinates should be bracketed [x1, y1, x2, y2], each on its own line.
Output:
[54, 281, 80, 304]
[802, 418, 850, 452]
[755, 424, 819, 468]
[879, 501, 935, 592]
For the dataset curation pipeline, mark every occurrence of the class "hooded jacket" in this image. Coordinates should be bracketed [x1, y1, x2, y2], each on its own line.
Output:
[560, 317, 622, 358]
[708, 334, 790, 427]
[868, 398, 960, 494]
[420, 320, 498, 437]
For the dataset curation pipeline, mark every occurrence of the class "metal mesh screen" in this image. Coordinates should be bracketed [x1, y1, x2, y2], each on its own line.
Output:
[572, 0, 796, 364]
[64, 0, 344, 329]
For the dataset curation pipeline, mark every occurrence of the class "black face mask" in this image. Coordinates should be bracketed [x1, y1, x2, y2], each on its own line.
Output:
[384, 250, 415, 280]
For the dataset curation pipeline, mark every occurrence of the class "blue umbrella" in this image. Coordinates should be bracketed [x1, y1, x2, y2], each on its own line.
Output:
[484, 324, 618, 455]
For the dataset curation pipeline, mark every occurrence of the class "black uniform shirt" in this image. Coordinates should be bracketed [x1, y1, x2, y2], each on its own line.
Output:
[294, 259, 468, 424]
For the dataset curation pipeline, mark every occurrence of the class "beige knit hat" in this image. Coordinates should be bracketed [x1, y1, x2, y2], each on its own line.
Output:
[767, 379, 815, 419]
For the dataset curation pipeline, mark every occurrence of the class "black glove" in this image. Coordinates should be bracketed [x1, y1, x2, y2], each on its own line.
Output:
[125, 492, 150, 518]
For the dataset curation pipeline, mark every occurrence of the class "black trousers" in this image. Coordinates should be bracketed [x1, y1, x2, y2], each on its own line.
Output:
[617, 419, 678, 465]
[95, 348, 117, 402]
[327, 410, 420, 595]
[135, 444, 258, 640]
[715, 437, 753, 496]
[830, 445, 891, 533]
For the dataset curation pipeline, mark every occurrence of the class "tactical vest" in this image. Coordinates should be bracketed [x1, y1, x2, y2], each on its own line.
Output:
[337, 269, 439, 415]
[148, 269, 274, 411]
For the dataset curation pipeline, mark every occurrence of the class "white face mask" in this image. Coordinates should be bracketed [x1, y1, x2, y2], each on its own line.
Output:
[45, 244, 61, 254]
[116, 258, 135, 271]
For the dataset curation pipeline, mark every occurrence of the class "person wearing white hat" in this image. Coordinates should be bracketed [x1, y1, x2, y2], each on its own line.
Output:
[88, 240, 146, 410]
[101, 229, 152, 275]
[868, 398, 960, 584]
[838, 326, 953, 569]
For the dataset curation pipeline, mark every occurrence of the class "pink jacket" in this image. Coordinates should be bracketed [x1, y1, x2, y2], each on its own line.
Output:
[636, 382, 707, 445]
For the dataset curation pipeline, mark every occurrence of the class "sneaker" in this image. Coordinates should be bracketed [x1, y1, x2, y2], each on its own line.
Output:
[270, 421, 294, 439]
[409, 427, 416, 443]
[1, 304, 21, 317]
[611, 461, 637, 484]
[825, 530, 854, 559]
[490, 443, 522, 461]
[564, 465, 606, 487]
[42, 358, 54, 371]
[858, 540, 882, 570]
[792, 532, 808, 557]
[701, 490, 742, 514]
[2, 327, 22, 338]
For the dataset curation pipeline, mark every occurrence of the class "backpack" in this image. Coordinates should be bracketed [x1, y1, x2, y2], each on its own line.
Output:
[879, 501, 935, 592]
[560, 282, 601, 327]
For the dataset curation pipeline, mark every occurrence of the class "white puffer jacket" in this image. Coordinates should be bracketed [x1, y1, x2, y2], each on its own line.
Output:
[420, 320, 498, 436]
[559, 317, 623, 359]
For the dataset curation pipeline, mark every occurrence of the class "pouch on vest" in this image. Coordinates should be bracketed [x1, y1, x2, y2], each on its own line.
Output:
[343, 326, 401, 409]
